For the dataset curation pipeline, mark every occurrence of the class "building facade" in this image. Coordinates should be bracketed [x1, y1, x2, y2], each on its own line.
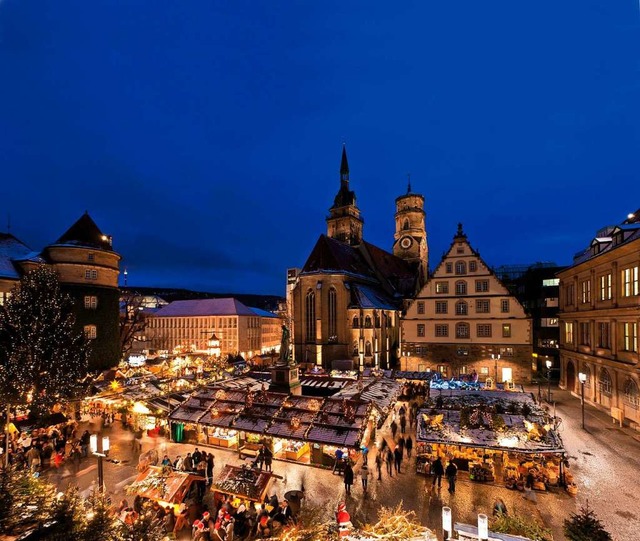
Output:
[558, 211, 640, 425]
[402, 224, 533, 383]
[0, 213, 121, 371]
[291, 146, 424, 371]
[146, 298, 282, 359]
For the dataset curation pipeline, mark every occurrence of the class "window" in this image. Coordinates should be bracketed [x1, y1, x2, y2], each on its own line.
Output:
[455, 301, 468, 315]
[501, 299, 510, 313]
[499, 347, 514, 357]
[328, 287, 337, 339]
[85, 269, 98, 280]
[624, 379, 640, 409]
[579, 322, 590, 346]
[502, 324, 511, 338]
[469, 261, 477, 272]
[599, 274, 612, 301]
[84, 325, 97, 340]
[475, 280, 489, 292]
[476, 299, 490, 313]
[88, 253, 95, 261]
[622, 267, 639, 297]
[539, 338, 558, 348]
[402, 219, 410, 230]
[477, 324, 492, 337]
[365, 341, 372, 356]
[623, 322, 638, 352]
[565, 322, 574, 345]
[599, 369, 612, 396]
[435, 301, 448, 314]
[542, 278, 559, 286]
[597, 322, 610, 349]
[365, 316, 372, 328]
[417, 301, 425, 314]
[456, 323, 470, 338]
[352, 341, 359, 356]
[580, 279, 591, 303]
[455, 261, 466, 275]
[84, 296, 98, 309]
[455, 281, 467, 295]
[436, 282, 449, 294]
[566, 283, 575, 306]
[446, 263, 453, 274]
[456, 246, 464, 254]
[305, 290, 316, 342]
[435, 324, 449, 337]
[480, 367, 490, 375]
[352, 316, 359, 328]
[417, 324, 425, 337]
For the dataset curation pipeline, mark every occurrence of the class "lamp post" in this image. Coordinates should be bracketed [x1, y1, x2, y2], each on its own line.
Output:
[442, 506, 452, 540]
[545, 359, 552, 402]
[478, 513, 489, 541]
[90, 434, 109, 492]
[579, 372, 587, 430]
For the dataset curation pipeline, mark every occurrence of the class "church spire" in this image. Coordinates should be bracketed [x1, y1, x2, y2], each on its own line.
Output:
[407, 173, 412, 194]
[340, 144, 349, 183]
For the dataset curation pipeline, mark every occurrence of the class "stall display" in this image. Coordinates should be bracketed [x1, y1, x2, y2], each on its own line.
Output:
[283, 440, 309, 461]
[127, 466, 204, 508]
[205, 427, 238, 448]
[469, 461, 495, 483]
[213, 464, 278, 503]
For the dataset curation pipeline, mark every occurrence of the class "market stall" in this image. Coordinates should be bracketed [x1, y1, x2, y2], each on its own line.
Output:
[213, 464, 280, 503]
[126, 465, 205, 509]
[415, 390, 570, 493]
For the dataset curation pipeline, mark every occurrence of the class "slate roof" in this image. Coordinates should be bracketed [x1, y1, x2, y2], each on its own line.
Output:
[154, 298, 256, 317]
[52, 212, 113, 251]
[0, 232, 32, 279]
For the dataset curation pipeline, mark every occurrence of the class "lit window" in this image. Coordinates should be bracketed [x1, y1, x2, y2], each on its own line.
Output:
[622, 267, 639, 297]
[542, 278, 560, 286]
[84, 296, 98, 309]
[565, 322, 574, 344]
[599, 274, 612, 301]
[502, 324, 511, 338]
[499, 347, 514, 357]
[623, 322, 638, 352]
[435, 282, 449, 294]
[580, 280, 591, 303]
[84, 325, 97, 340]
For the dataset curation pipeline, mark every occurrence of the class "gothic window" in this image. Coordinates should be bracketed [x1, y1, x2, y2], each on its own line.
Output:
[328, 287, 337, 338]
[305, 290, 316, 343]
[352, 316, 359, 328]
[365, 316, 372, 328]
[365, 341, 372, 356]
[352, 341, 359, 356]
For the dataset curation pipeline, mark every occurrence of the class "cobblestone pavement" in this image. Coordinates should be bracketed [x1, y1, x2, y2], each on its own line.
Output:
[43, 388, 639, 540]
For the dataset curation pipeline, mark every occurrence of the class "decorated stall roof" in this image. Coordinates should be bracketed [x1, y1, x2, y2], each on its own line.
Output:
[128, 466, 203, 504]
[332, 377, 402, 413]
[305, 424, 362, 447]
[264, 418, 310, 440]
[213, 464, 277, 502]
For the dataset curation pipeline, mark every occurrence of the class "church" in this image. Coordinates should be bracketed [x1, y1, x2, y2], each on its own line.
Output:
[290, 146, 428, 371]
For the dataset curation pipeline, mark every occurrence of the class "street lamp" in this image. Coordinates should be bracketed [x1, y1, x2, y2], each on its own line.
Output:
[442, 506, 452, 540]
[90, 434, 109, 492]
[478, 513, 489, 541]
[545, 359, 552, 402]
[579, 372, 587, 430]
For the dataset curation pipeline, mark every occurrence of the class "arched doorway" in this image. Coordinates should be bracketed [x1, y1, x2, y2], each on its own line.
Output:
[566, 360, 576, 393]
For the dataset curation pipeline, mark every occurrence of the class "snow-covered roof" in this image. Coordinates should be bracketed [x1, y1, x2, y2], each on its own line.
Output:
[154, 298, 256, 317]
[0, 233, 32, 279]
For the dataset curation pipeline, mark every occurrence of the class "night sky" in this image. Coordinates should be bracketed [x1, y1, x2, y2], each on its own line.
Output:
[1, 1, 639, 295]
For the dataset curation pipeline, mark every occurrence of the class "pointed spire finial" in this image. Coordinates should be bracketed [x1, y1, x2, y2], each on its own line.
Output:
[340, 143, 349, 183]
[407, 173, 412, 194]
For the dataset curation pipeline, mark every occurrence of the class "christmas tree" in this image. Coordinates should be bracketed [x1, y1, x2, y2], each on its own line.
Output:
[564, 503, 612, 541]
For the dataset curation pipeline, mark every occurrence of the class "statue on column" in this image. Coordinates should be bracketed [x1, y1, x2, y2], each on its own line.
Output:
[278, 324, 293, 366]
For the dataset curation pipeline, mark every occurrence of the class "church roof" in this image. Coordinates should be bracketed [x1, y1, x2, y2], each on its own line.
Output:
[153, 297, 256, 317]
[349, 284, 397, 310]
[52, 212, 113, 251]
[301, 235, 375, 278]
[0, 232, 32, 279]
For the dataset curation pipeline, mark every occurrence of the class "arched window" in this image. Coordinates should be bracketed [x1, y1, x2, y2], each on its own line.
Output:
[402, 219, 410, 230]
[455, 261, 467, 275]
[328, 287, 337, 338]
[374, 311, 380, 327]
[599, 368, 612, 396]
[455, 301, 468, 315]
[365, 341, 372, 356]
[84, 325, 97, 340]
[455, 281, 467, 295]
[365, 316, 372, 328]
[624, 378, 639, 409]
[305, 290, 316, 343]
[352, 341, 359, 356]
[352, 316, 359, 328]
[456, 323, 470, 339]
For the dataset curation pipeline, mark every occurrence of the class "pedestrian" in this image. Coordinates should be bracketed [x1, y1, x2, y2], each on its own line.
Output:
[161, 454, 171, 466]
[361, 445, 369, 466]
[80, 430, 90, 458]
[431, 456, 444, 489]
[445, 459, 458, 494]
[405, 436, 413, 458]
[256, 447, 265, 470]
[333, 448, 344, 473]
[263, 445, 273, 472]
[344, 462, 354, 494]
[183, 453, 193, 473]
[393, 446, 402, 474]
[397, 436, 405, 454]
[192, 447, 202, 466]
[174, 455, 184, 471]
[400, 415, 407, 434]
[390, 420, 398, 438]
[360, 464, 369, 492]
[207, 452, 215, 485]
[385, 448, 394, 477]
[375, 453, 383, 481]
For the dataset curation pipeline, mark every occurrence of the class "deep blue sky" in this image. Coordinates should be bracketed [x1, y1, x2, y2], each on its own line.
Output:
[1, 1, 639, 295]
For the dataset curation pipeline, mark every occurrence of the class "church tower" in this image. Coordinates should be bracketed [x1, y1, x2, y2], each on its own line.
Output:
[326, 145, 364, 246]
[393, 177, 428, 288]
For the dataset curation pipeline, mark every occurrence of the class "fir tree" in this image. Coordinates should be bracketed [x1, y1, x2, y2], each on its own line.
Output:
[82, 491, 121, 541]
[564, 502, 612, 541]
[0, 265, 90, 421]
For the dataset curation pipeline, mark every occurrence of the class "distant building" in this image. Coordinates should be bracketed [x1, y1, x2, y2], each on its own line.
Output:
[0, 213, 121, 371]
[291, 146, 424, 370]
[145, 297, 282, 359]
[402, 224, 533, 383]
[558, 210, 640, 425]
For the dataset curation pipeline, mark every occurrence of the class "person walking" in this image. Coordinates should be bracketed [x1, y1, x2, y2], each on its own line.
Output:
[361, 445, 369, 466]
[390, 420, 398, 439]
[445, 459, 458, 494]
[405, 436, 413, 458]
[360, 464, 369, 492]
[207, 452, 215, 485]
[400, 415, 407, 434]
[183, 452, 193, 473]
[256, 447, 265, 470]
[393, 446, 402, 474]
[263, 445, 273, 472]
[432, 456, 444, 489]
[385, 448, 394, 477]
[344, 462, 354, 495]
[397, 436, 405, 455]
[375, 453, 383, 481]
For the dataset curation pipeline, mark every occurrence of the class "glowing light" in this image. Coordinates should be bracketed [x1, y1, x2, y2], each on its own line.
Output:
[132, 401, 151, 415]
[498, 436, 519, 448]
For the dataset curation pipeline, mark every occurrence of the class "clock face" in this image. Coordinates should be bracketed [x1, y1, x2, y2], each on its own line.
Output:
[400, 236, 413, 249]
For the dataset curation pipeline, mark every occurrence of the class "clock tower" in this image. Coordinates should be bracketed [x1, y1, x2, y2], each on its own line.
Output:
[393, 177, 428, 289]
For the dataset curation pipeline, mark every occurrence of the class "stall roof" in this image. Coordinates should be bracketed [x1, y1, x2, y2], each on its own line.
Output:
[332, 377, 402, 412]
[264, 419, 310, 440]
[306, 425, 362, 447]
[129, 466, 204, 504]
[213, 464, 276, 502]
